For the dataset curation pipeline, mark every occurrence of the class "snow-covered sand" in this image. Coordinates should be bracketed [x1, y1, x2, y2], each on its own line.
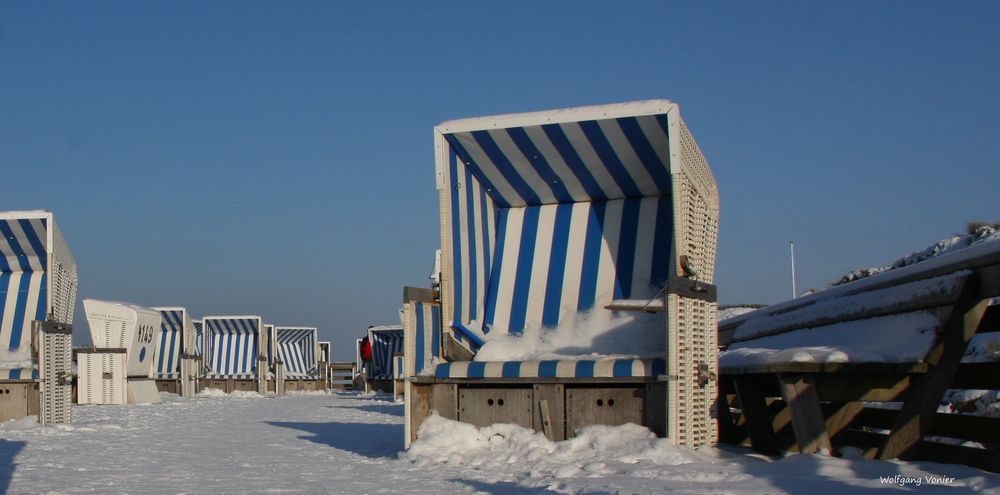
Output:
[1, 391, 997, 494]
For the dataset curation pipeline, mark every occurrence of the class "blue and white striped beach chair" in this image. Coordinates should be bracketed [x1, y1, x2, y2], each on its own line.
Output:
[273, 326, 319, 379]
[0, 211, 77, 422]
[405, 101, 720, 447]
[202, 316, 270, 393]
[367, 325, 404, 384]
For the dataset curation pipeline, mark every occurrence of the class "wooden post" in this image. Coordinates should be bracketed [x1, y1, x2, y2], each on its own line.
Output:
[880, 279, 990, 460]
[778, 373, 832, 454]
[733, 375, 779, 455]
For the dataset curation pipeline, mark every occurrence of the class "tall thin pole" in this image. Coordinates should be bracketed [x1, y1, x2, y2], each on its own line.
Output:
[790, 241, 798, 299]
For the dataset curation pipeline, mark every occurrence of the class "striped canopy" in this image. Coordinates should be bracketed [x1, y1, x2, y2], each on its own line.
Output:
[274, 327, 318, 379]
[367, 326, 404, 380]
[437, 101, 686, 345]
[194, 320, 204, 358]
[203, 316, 264, 379]
[444, 111, 673, 208]
[0, 214, 52, 379]
[153, 309, 185, 379]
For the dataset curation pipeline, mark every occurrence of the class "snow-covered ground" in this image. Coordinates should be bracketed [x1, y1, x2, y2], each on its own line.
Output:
[1, 391, 997, 494]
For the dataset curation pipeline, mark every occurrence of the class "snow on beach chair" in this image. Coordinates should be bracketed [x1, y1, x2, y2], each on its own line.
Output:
[202, 316, 271, 394]
[272, 326, 322, 392]
[365, 325, 404, 392]
[0, 211, 77, 423]
[151, 307, 200, 397]
[716, 239, 1000, 472]
[405, 100, 719, 447]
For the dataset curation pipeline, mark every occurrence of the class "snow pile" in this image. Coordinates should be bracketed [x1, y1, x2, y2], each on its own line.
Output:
[0, 349, 34, 371]
[0, 393, 998, 494]
[402, 413, 1000, 494]
[836, 223, 1000, 286]
[403, 413, 718, 480]
[472, 310, 664, 361]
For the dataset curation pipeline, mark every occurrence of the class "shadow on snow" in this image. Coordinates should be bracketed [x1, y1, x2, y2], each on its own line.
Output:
[266, 421, 403, 459]
[324, 404, 403, 417]
[452, 479, 555, 495]
[0, 439, 25, 494]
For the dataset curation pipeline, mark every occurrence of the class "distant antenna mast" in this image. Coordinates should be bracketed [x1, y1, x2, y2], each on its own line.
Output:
[790, 241, 798, 299]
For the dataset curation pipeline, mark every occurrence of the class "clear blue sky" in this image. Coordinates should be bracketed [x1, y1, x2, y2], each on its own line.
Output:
[2, 2, 998, 360]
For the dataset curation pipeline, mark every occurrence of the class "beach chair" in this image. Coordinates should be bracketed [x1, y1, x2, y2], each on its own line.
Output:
[405, 100, 719, 447]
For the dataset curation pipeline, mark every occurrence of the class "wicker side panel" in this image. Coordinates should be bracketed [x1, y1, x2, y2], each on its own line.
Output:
[39, 326, 73, 424]
[666, 118, 719, 447]
[666, 293, 718, 447]
[677, 120, 719, 282]
[49, 220, 78, 325]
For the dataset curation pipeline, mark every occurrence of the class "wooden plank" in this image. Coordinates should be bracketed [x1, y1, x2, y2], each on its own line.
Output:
[729, 296, 960, 346]
[717, 393, 746, 445]
[565, 388, 645, 438]
[976, 303, 1000, 333]
[840, 429, 999, 473]
[733, 376, 779, 455]
[538, 400, 554, 440]
[408, 382, 431, 444]
[403, 286, 437, 304]
[860, 407, 1000, 444]
[644, 382, 668, 438]
[533, 384, 566, 441]
[915, 440, 1000, 474]
[880, 279, 990, 460]
[951, 362, 1000, 389]
[411, 376, 660, 385]
[721, 362, 928, 376]
[976, 263, 1000, 301]
[720, 245, 1000, 333]
[823, 401, 864, 446]
[444, 335, 475, 362]
[431, 383, 459, 420]
[812, 373, 914, 402]
[778, 374, 831, 454]
[459, 388, 533, 429]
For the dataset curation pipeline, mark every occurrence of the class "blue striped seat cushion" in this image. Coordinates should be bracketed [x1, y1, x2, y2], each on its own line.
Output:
[204, 373, 256, 380]
[435, 358, 665, 379]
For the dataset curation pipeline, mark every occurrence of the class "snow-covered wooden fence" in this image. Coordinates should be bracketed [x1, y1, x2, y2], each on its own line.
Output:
[717, 241, 1000, 473]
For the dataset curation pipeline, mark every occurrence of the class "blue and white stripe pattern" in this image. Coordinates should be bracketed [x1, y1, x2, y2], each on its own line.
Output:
[410, 302, 441, 376]
[394, 355, 405, 379]
[0, 216, 50, 380]
[274, 327, 318, 379]
[368, 326, 404, 380]
[441, 110, 675, 344]
[154, 309, 184, 379]
[194, 320, 204, 358]
[203, 317, 262, 379]
[435, 358, 665, 379]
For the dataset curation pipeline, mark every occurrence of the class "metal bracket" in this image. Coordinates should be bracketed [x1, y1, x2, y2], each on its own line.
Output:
[657, 374, 681, 382]
[667, 276, 718, 303]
